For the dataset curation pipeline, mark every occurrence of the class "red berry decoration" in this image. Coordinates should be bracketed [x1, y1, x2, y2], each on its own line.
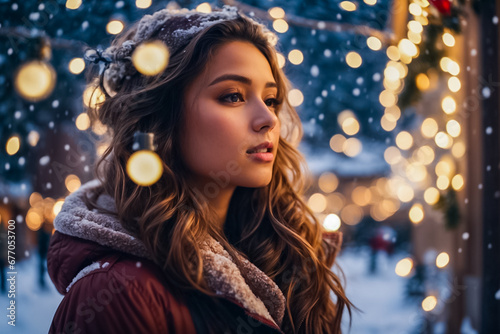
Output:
[429, 0, 452, 16]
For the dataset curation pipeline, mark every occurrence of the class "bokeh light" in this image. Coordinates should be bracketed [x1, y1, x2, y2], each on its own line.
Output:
[323, 214, 341, 232]
[126, 150, 164, 186]
[15, 61, 56, 101]
[395, 258, 413, 277]
[132, 41, 170, 76]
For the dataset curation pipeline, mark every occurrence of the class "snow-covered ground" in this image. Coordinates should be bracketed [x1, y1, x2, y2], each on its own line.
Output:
[0, 248, 474, 333]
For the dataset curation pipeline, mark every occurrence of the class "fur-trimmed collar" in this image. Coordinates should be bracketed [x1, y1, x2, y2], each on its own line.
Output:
[53, 180, 285, 327]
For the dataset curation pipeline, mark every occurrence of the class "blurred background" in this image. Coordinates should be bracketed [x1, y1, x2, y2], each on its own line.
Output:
[0, 0, 498, 333]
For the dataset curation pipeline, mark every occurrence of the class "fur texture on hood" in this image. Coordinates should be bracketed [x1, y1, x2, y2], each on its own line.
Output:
[51, 180, 286, 327]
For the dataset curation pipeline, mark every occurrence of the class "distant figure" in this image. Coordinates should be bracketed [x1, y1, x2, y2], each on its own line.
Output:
[369, 226, 396, 274]
[37, 222, 51, 288]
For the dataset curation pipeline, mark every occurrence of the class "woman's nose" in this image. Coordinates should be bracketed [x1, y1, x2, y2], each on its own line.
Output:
[251, 99, 278, 132]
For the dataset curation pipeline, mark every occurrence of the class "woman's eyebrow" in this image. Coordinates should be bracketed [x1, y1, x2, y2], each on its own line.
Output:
[208, 74, 277, 88]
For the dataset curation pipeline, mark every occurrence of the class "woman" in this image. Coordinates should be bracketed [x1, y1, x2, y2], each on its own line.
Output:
[48, 5, 352, 334]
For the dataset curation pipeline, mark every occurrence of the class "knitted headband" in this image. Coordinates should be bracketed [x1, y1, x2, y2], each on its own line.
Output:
[84, 5, 253, 97]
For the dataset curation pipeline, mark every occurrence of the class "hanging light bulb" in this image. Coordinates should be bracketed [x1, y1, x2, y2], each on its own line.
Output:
[14, 60, 56, 101]
[126, 132, 164, 186]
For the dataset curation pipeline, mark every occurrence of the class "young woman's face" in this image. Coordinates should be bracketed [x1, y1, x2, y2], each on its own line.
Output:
[181, 41, 281, 193]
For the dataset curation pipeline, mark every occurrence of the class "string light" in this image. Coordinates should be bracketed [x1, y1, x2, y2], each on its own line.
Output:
[448, 77, 461, 92]
[308, 193, 327, 213]
[6, 136, 20, 155]
[409, 3, 423, 16]
[66, 0, 82, 10]
[446, 120, 461, 137]
[132, 41, 170, 76]
[421, 118, 438, 138]
[196, 3, 212, 13]
[136, 0, 152, 9]
[14, 61, 56, 101]
[288, 89, 304, 107]
[288, 49, 304, 65]
[451, 174, 464, 191]
[339, 1, 357, 11]
[323, 214, 341, 232]
[435, 132, 453, 149]
[346, 51, 362, 68]
[422, 296, 437, 312]
[106, 20, 124, 35]
[395, 258, 413, 277]
[441, 96, 457, 114]
[436, 252, 450, 268]
[268, 7, 285, 19]
[68, 58, 85, 74]
[273, 19, 289, 33]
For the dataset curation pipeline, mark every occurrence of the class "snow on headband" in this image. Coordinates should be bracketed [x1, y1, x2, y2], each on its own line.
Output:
[84, 5, 244, 97]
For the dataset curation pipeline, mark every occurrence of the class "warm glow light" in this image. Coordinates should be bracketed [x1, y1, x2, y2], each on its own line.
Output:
[288, 49, 304, 65]
[409, 3, 422, 16]
[398, 39, 418, 57]
[384, 146, 402, 165]
[288, 89, 304, 107]
[437, 175, 450, 190]
[441, 96, 457, 114]
[395, 131, 413, 150]
[442, 32, 455, 47]
[29, 192, 43, 206]
[136, 0, 152, 9]
[340, 204, 364, 225]
[323, 214, 341, 232]
[268, 7, 285, 19]
[26, 209, 43, 231]
[435, 159, 455, 177]
[406, 163, 427, 183]
[452, 174, 464, 191]
[384, 65, 400, 82]
[364, 0, 377, 4]
[435, 132, 453, 149]
[446, 120, 461, 137]
[448, 77, 461, 92]
[386, 46, 400, 61]
[424, 187, 440, 205]
[53, 200, 65, 216]
[381, 114, 397, 131]
[328, 192, 345, 213]
[367, 36, 382, 50]
[276, 53, 286, 68]
[379, 90, 397, 107]
[66, 0, 82, 10]
[416, 73, 430, 91]
[330, 134, 346, 153]
[65, 174, 81, 193]
[308, 193, 327, 213]
[343, 137, 362, 157]
[342, 117, 360, 136]
[397, 183, 414, 202]
[83, 85, 106, 108]
[395, 258, 413, 277]
[132, 41, 170, 76]
[440, 57, 460, 75]
[92, 121, 107, 136]
[273, 19, 289, 33]
[352, 186, 372, 206]
[6, 136, 20, 155]
[408, 31, 422, 44]
[436, 252, 450, 268]
[69, 58, 85, 74]
[346, 52, 362, 68]
[15, 61, 56, 101]
[319, 172, 339, 193]
[421, 118, 438, 138]
[452, 141, 466, 158]
[76, 113, 91, 131]
[409, 203, 424, 224]
[408, 20, 423, 33]
[28, 131, 40, 147]
[126, 150, 164, 186]
[340, 1, 357, 11]
[196, 2, 212, 13]
[422, 296, 437, 312]
[106, 20, 124, 35]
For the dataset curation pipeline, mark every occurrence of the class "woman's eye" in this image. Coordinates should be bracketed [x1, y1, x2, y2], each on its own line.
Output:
[220, 92, 244, 104]
[265, 98, 280, 109]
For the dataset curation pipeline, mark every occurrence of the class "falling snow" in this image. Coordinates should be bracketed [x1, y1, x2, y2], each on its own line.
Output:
[321, 90, 328, 97]
[52, 100, 60, 108]
[353, 88, 360, 96]
[373, 73, 381, 81]
[330, 84, 336, 91]
[318, 113, 324, 120]
[324, 49, 332, 57]
[64, 144, 70, 151]
[486, 127, 493, 135]
[115, 1, 125, 8]
[11, 3, 18, 10]
[46, 182, 52, 189]
[482, 87, 491, 98]
[478, 184, 483, 189]
[315, 97, 322, 105]
[310, 65, 320, 77]
[462, 232, 470, 240]
[82, 21, 89, 30]
[5, 163, 10, 170]
[49, 121, 55, 129]
[40, 155, 50, 165]
[29, 12, 41, 21]
[14, 111, 21, 119]
[19, 157, 25, 166]
[356, 77, 364, 85]
[2, 197, 8, 204]
[470, 49, 477, 56]
[493, 16, 499, 25]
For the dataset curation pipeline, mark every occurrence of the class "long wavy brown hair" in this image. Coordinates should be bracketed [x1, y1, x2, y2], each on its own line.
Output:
[84, 11, 353, 333]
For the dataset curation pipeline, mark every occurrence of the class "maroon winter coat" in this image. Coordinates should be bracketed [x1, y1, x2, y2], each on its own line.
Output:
[47, 180, 342, 334]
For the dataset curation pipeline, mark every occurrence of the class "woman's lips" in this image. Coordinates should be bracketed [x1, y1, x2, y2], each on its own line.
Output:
[246, 151, 274, 162]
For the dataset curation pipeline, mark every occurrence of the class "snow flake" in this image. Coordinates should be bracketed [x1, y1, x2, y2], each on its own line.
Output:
[470, 49, 477, 56]
[49, 121, 54, 129]
[356, 77, 364, 85]
[318, 113, 324, 120]
[64, 144, 70, 151]
[330, 84, 336, 91]
[136, 261, 142, 268]
[14, 111, 21, 119]
[315, 97, 322, 105]
[7, 48, 13, 55]
[29, 12, 40, 21]
[52, 100, 59, 108]
[493, 16, 499, 25]
[5, 163, 10, 170]
[3, 197, 8, 204]
[372, 73, 381, 82]
[321, 90, 328, 97]
[353, 88, 360, 96]
[486, 127, 493, 135]
[40, 155, 50, 166]
[482, 87, 491, 98]
[310, 65, 320, 77]
[324, 49, 332, 57]
[18, 157, 25, 166]
[82, 21, 89, 30]
[462, 232, 469, 240]
[11, 3, 18, 10]
[46, 182, 52, 189]
[115, 1, 125, 8]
